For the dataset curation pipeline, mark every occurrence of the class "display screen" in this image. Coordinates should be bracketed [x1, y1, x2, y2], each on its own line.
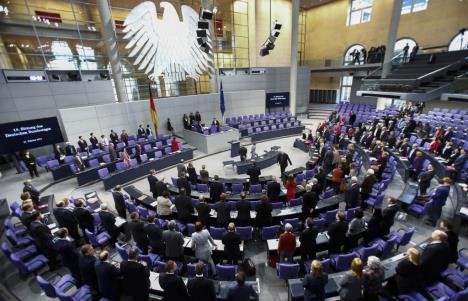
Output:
[266, 92, 290, 108]
[0, 117, 64, 154]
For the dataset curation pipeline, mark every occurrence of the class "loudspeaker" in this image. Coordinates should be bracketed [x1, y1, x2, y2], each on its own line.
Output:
[51, 74, 60, 81]
[272, 30, 280, 37]
[67, 72, 80, 81]
[201, 9, 213, 20]
[259, 47, 269, 56]
[266, 41, 275, 51]
[197, 30, 207, 38]
[273, 22, 282, 30]
[198, 20, 209, 29]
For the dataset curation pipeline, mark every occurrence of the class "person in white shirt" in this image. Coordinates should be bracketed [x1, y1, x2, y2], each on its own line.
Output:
[100, 135, 109, 149]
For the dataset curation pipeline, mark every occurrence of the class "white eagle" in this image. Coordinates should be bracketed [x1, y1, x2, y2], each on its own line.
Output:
[123, 1, 212, 82]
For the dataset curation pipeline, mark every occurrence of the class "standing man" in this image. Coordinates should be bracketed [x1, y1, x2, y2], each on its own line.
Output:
[95, 250, 122, 301]
[73, 199, 94, 235]
[250, 141, 258, 159]
[246, 161, 261, 185]
[199, 165, 210, 183]
[129, 212, 149, 254]
[73, 153, 85, 172]
[145, 215, 164, 255]
[187, 261, 217, 301]
[78, 136, 89, 153]
[344, 177, 360, 209]
[78, 244, 98, 292]
[418, 164, 435, 195]
[109, 130, 119, 145]
[65, 142, 77, 156]
[174, 188, 194, 224]
[55, 228, 82, 284]
[176, 171, 191, 195]
[196, 196, 211, 227]
[146, 124, 153, 137]
[427, 177, 451, 226]
[22, 151, 39, 178]
[222, 223, 242, 265]
[112, 185, 127, 219]
[227, 272, 258, 301]
[210, 175, 224, 203]
[277, 152, 292, 179]
[267, 177, 282, 202]
[159, 260, 189, 300]
[402, 43, 410, 62]
[381, 198, 400, 236]
[162, 220, 185, 261]
[89, 133, 99, 149]
[239, 146, 247, 162]
[120, 248, 150, 301]
[302, 184, 319, 221]
[137, 125, 146, 138]
[23, 179, 40, 205]
[29, 211, 59, 269]
[300, 218, 318, 262]
[99, 203, 119, 245]
[147, 169, 158, 198]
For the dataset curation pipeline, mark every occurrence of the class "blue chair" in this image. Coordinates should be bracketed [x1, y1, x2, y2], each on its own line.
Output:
[249, 184, 262, 194]
[354, 244, 379, 263]
[236, 226, 252, 241]
[1, 241, 37, 261]
[84, 229, 111, 248]
[409, 199, 432, 217]
[154, 151, 163, 159]
[196, 184, 209, 193]
[187, 223, 196, 236]
[125, 200, 137, 214]
[388, 227, 415, 250]
[164, 147, 172, 154]
[271, 202, 284, 209]
[305, 170, 314, 180]
[55, 283, 93, 301]
[320, 209, 338, 224]
[441, 266, 468, 290]
[231, 183, 244, 194]
[261, 225, 280, 240]
[365, 194, 384, 208]
[330, 253, 356, 272]
[6, 229, 33, 248]
[88, 159, 99, 167]
[277, 263, 300, 280]
[426, 282, 457, 300]
[9, 253, 48, 276]
[116, 162, 126, 170]
[36, 275, 76, 298]
[4, 217, 27, 237]
[289, 197, 302, 207]
[115, 243, 129, 261]
[140, 154, 148, 162]
[457, 248, 468, 270]
[9, 202, 22, 218]
[249, 200, 261, 210]
[371, 236, 397, 257]
[216, 264, 237, 281]
[98, 168, 109, 179]
[209, 227, 226, 239]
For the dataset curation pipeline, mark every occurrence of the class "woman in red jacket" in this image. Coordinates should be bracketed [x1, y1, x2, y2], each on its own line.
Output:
[428, 138, 440, 153]
[171, 136, 179, 152]
[278, 223, 296, 262]
[284, 174, 297, 202]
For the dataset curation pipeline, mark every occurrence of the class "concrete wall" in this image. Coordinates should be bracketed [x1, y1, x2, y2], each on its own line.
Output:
[57, 90, 266, 144]
[350, 77, 378, 104]
[221, 66, 310, 113]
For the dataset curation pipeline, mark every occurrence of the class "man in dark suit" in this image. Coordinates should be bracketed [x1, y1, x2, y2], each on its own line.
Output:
[78, 244, 98, 292]
[227, 272, 258, 301]
[129, 212, 149, 254]
[20, 203, 35, 229]
[89, 133, 99, 149]
[148, 169, 159, 198]
[267, 177, 281, 202]
[177, 171, 192, 195]
[53, 198, 80, 242]
[344, 177, 360, 209]
[99, 203, 119, 244]
[196, 196, 211, 227]
[77, 136, 89, 153]
[109, 130, 119, 145]
[299, 218, 318, 261]
[137, 124, 146, 138]
[55, 228, 82, 284]
[29, 211, 59, 269]
[73, 199, 94, 234]
[73, 153, 85, 171]
[327, 211, 348, 254]
[239, 146, 247, 162]
[277, 151, 292, 177]
[215, 194, 231, 228]
[421, 230, 450, 285]
[199, 165, 209, 183]
[210, 175, 224, 203]
[323, 147, 334, 173]
[428, 177, 451, 226]
[159, 260, 189, 301]
[360, 169, 377, 203]
[440, 220, 459, 263]
[145, 215, 164, 255]
[112, 185, 127, 219]
[236, 192, 251, 226]
[187, 261, 217, 301]
[174, 188, 194, 224]
[381, 197, 399, 236]
[95, 250, 122, 301]
[222, 223, 242, 264]
[155, 178, 169, 197]
[311, 175, 324, 195]
[418, 164, 435, 195]
[246, 161, 261, 184]
[302, 184, 319, 221]
[120, 248, 150, 301]
[65, 142, 77, 156]
[23, 179, 40, 205]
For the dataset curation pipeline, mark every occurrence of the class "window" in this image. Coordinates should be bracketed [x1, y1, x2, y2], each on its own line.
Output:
[340, 76, 353, 102]
[402, 0, 428, 15]
[449, 30, 468, 52]
[343, 44, 364, 65]
[347, 0, 373, 26]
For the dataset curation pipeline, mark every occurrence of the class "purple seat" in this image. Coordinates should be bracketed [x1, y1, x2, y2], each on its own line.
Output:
[354, 244, 379, 262]
[365, 194, 384, 208]
[456, 248, 468, 270]
[36, 274, 76, 298]
[6, 229, 33, 248]
[305, 170, 314, 180]
[196, 184, 209, 193]
[4, 217, 27, 237]
[55, 283, 93, 301]
[164, 147, 172, 154]
[102, 154, 111, 163]
[154, 151, 163, 159]
[409, 199, 433, 217]
[47, 159, 60, 169]
[128, 140, 136, 146]
[371, 236, 397, 257]
[144, 144, 152, 152]
[320, 209, 339, 224]
[156, 141, 163, 148]
[295, 173, 305, 183]
[140, 154, 148, 162]
[289, 197, 302, 207]
[36, 155, 49, 169]
[1, 241, 37, 261]
[249, 184, 262, 194]
[187, 223, 196, 236]
[277, 263, 300, 280]
[88, 159, 99, 167]
[313, 218, 326, 231]
[261, 225, 280, 240]
[129, 159, 137, 167]
[388, 227, 415, 250]
[331, 252, 356, 271]
[84, 229, 111, 248]
[9, 253, 48, 275]
[92, 149, 102, 155]
[116, 162, 126, 171]
[97, 168, 109, 179]
[115, 242, 129, 261]
[64, 156, 74, 163]
[216, 264, 237, 281]
[209, 227, 226, 239]
[137, 206, 150, 220]
[441, 266, 468, 290]
[272, 202, 284, 209]
[125, 200, 137, 214]
[231, 183, 243, 194]
[320, 188, 334, 200]
[236, 226, 252, 240]
[249, 200, 260, 210]
[426, 282, 457, 299]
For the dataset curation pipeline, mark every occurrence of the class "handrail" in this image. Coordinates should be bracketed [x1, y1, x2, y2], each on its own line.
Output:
[364, 52, 405, 79]
[416, 59, 465, 82]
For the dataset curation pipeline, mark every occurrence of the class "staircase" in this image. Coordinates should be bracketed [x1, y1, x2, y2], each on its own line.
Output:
[307, 103, 335, 120]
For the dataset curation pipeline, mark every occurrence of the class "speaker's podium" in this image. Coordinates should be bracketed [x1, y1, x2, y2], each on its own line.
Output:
[228, 140, 240, 157]
[183, 126, 240, 154]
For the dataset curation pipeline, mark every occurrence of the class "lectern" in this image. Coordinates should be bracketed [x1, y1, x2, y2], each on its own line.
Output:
[228, 140, 240, 157]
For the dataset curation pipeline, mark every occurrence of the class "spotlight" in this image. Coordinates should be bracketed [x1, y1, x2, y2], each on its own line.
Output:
[273, 21, 282, 30]
[259, 47, 269, 56]
[196, 30, 207, 38]
[198, 20, 209, 29]
[272, 29, 280, 38]
[200, 8, 213, 20]
[266, 41, 275, 51]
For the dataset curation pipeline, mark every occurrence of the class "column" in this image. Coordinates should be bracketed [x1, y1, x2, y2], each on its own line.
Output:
[97, 0, 128, 102]
[289, 0, 299, 115]
[381, 0, 403, 78]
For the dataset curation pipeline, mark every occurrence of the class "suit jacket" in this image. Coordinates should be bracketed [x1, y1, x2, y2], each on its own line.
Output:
[432, 185, 450, 207]
[174, 195, 194, 221]
[227, 284, 257, 301]
[421, 241, 450, 284]
[246, 166, 261, 184]
[78, 140, 88, 151]
[395, 258, 423, 293]
[112, 191, 126, 214]
[177, 177, 192, 195]
[99, 210, 117, 234]
[360, 175, 377, 194]
[129, 220, 148, 245]
[328, 220, 348, 253]
[418, 170, 434, 188]
[196, 203, 211, 226]
[303, 273, 328, 301]
[120, 260, 150, 299]
[53, 207, 78, 231]
[445, 230, 459, 263]
[23, 185, 40, 203]
[300, 226, 318, 253]
[110, 132, 119, 144]
[210, 182, 224, 203]
[78, 254, 98, 290]
[65, 145, 77, 156]
[222, 231, 241, 260]
[55, 238, 80, 276]
[236, 199, 251, 223]
[73, 207, 94, 232]
[20, 210, 34, 229]
[255, 202, 272, 228]
[73, 156, 85, 171]
[144, 223, 164, 254]
[155, 181, 169, 197]
[162, 230, 184, 258]
[302, 191, 319, 216]
[137, 127, 146, 137]
[29, 220, 53, 244]
[148, 175, 158, 194]
[267, 182, 281, 201]
[381, 204, 399, 234]
[159, 273, 188, 301]
[199, 169, 209, 183]
[95, 260, 121, 300]
[215, 201, 231, 225]
[344, 183, 360, 208]
[277, 153, 292, 168]
[187, 276, 217, 301]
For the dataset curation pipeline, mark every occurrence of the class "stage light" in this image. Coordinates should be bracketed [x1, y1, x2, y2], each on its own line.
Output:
[198, 20, 209, 29]
[273, 21, 282, 30]
[201, 8, 213, 20]
[259, 47, 269, 56]
[196, 30, 207, 38]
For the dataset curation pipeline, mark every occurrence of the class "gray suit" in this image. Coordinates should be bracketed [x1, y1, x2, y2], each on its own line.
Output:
[177, 163, 187, 177]
[162, 229, 184, 260]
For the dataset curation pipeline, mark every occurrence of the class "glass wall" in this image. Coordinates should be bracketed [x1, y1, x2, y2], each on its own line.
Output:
[0, 0, 250, 100]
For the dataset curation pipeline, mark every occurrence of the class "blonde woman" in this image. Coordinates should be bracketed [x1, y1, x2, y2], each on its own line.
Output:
[303, 260, 328, 301]
[338, 257, 363, 301]
[395, 247, 423, 293]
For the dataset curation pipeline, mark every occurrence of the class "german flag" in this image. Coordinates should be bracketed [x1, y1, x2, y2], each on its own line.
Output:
[149, 84, 158, 136]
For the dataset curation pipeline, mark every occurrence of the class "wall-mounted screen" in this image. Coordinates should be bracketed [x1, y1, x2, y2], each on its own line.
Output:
[0, 117, 64, 154]
[266, 92, 290, 108]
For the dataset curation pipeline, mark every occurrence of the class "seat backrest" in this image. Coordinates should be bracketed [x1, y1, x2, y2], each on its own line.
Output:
[9, 253, 27, 274]
[236, 226, 253, 240]
[336, 253, 355, 271]
[400, 227, 415, 246]
[278, 263, 300, 280]
[1, 242, 12, 257]
[36, 275, 57, 298]
[210, 227, 226, 239]
[115, 243, 129, 261]
[261, 225, 280, 240]
[216, 265, 236, 281]
[381, 236, 397, 257]
[232, 183, 243, 193]
[84, 229, 99, 246]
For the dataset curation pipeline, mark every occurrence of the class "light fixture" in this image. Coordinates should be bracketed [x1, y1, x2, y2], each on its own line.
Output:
[259, 20, 281, 56]
[200, 8, 213, 20]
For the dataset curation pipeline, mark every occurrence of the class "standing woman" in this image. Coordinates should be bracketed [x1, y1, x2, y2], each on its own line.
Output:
[191, 221, 217, 276]
[167, 118, 174, 135]
[171, 136, 179, 152]
[121, 147, 131, 167]
[186, 162, 198, 185]
[255, 195, 273, 228]
[183, 113, 190, 129]
[22, 151, 39, 178]
[338, 258, 363, 301]
[284, 174, 297, 203]
[303, 260, 328, 301]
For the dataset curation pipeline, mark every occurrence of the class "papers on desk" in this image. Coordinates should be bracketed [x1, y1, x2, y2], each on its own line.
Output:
[150, 201, 158, 207]
[137, 195, 146, 201]
[51, 227, 59, 235]
[94, 207, 101, 212]
[460, 207, 468, 216]
[47, 223, 56, 229]
[115, 216, 127, 227]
